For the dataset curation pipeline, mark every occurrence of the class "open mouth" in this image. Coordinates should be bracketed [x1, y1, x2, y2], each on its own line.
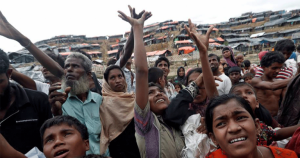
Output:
[54, 150, 69, 158]
[229, 137, 247, 144]
[156, 98, 165, 103]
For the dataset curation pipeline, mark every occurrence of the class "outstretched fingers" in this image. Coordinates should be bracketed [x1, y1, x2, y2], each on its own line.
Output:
[144, 12, 152, 21]
[206, 25, 214, 39]
[118, 10, 129, 22]
[191, 32, 206, 52]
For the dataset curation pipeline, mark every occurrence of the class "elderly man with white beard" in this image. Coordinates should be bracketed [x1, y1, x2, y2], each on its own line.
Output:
[47, 52, 109, 156]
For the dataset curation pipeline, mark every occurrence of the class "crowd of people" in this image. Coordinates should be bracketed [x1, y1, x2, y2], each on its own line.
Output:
[1, 5, 300, 158]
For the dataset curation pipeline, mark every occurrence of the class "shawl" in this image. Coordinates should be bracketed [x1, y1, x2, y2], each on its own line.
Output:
[222, 47, 237, 67]
[99, 80, 135, 154]
[286, 127, 300, 157]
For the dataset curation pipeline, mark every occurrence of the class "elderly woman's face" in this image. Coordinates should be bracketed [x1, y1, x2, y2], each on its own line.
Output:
[210, 99, 260, 158]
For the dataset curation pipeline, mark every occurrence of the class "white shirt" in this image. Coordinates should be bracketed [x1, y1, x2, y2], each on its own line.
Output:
[215, 73, 232, 95]
[34, 80, 50, 95]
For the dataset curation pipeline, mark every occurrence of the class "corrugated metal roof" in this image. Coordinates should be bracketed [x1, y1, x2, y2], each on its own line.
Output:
[264, 18, 286, 27]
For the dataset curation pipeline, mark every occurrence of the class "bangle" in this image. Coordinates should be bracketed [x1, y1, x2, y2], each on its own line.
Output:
[23, 41, 32, 48]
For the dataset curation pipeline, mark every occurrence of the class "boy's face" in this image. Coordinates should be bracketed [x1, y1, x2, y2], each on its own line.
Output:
[229, 72, 241, 84]
[244, 77, 253, 84]
[43, 124, 89, 158]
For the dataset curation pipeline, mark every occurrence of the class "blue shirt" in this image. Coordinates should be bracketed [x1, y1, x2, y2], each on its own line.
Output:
[62, 90, 109, 156]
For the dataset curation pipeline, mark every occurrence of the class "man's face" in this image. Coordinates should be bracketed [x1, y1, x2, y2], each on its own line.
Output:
[64, 58, 86, 81]
[281, 50, 292, 60]
[229, 72, 241, 84]
[42, 67, 57, 81]
[43, 124, 89, 158]
[263, 62, 283, 79]
[108, 68, 126, 92]
[62, 58, 90, 95]
[157, 61, 169, 77]
[208, 56, 220, 72]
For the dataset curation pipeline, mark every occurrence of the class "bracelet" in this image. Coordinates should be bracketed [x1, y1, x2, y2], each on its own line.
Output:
[23, 41, 32, 48]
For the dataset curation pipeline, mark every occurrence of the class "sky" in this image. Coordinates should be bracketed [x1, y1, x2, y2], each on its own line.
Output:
[0, 0, 299, 52]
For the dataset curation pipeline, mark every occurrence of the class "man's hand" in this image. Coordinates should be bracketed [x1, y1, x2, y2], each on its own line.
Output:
[118, 5, 152, 27]
[185, 19, 214, 55]
[0, 11, 28, 46]
[48, 82, 71, 116]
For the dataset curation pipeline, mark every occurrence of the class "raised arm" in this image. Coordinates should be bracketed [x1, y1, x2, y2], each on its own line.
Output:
[119, 8, 146, 68]
[251, 77, 292, 90]
[0, 11, 64, 78]
[185, 20, 219, 98]
[118, 6, 152, 108]
[9, 64, 37, 90]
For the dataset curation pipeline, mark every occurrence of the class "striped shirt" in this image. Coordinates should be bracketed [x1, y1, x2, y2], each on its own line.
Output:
[255, 66, 293, 79]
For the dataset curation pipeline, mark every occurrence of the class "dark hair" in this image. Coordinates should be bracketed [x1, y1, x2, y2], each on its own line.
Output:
[44, 50, 65, 68]
[148, 67, 164, 84]
[205, 94, 255, 134]
[0, 49, 9, 74]
[228, 66, 241, 75]
[173, 82, 183, 90]
[81, 154, 108, 158]
[243, 60, 251, 67]
[260, 51, 285, 67]
[107, 58, 117, 66]
[274, 39, 295, 54]
[40, 115, 88, 142]
[229, 82, 256, 97]
[148, 82, 165, 93]
[229, 83, 273, 126]
[208, 53, 220, 62]
[297, 45, 300, 51]
[103, 65, 125, 82]
[155, 56, 170, 68]
[185, 68, 202, 86]
[243, 73, 254, 80]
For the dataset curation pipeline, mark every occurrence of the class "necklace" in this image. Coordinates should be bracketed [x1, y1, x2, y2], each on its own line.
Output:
[257, 147, 264, 158]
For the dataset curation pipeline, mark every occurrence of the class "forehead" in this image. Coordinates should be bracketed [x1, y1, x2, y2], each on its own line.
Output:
[65, 57, 83, 65]
[149, 86, 161, 91]
[158, 60, 168, 65]
[43, 124, 77, 139]
[188, 72, 200, 81]
[213, 100, 247, 118]
[232, 85, 254, 93]
[270, 62, 283, 68]
[230, 71, 240, 75]
[208, 56, 218, 60]
[108, 68, 123, 76]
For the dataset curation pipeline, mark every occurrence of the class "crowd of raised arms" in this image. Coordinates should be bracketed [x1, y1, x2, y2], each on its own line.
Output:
[1, 5, 300, 158]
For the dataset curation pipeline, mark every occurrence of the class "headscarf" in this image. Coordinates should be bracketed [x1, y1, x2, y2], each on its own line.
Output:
[258, 51, 268, 61]
[99, 79, 135, 154]
[174, 66, 185, 84]
[222, 47, 237, 67]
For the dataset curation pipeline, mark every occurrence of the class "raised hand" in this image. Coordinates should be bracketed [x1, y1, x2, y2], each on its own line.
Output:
[185, 19, 214, 54]
[118, 5, 152, 27]
[48, 83, 71, 116]
[0, 11, 28, 45]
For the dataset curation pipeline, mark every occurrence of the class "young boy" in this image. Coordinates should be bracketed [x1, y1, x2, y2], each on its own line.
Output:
[243, 73, 254, 84]
[40, 115, 90, 158]
[228, 66, 243, 85]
